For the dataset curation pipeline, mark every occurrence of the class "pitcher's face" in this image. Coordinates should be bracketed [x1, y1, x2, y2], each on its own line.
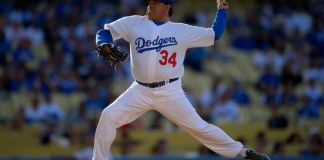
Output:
[147, 0, 170, 21]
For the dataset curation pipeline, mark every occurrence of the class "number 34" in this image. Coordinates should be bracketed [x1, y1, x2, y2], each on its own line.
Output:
[159, 50, 177, 67]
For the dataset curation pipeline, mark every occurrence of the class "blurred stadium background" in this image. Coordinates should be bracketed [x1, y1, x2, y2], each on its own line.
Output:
[0, 0, 323, 160]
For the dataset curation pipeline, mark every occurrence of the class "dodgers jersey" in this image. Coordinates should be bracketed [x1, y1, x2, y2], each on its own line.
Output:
[105, 15, 215, 82]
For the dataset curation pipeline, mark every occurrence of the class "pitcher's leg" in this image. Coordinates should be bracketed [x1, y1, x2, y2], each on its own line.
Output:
[93, 84, 152, 160]
[156, 96, 243, 158]
[93, 107, 117, 160]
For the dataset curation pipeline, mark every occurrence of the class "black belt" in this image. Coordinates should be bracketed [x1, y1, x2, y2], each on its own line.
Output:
[136, 78, 179, 88]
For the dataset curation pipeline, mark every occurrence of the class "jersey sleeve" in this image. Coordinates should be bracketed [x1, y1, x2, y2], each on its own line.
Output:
[104, 16, 138, 42]
[182, 24, 215, 48]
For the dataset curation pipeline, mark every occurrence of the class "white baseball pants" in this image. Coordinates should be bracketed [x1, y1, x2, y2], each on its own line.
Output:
[92, 80, 243, 160]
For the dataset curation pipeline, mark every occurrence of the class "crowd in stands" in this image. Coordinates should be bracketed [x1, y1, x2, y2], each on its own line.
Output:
[0, 0, 323, 158]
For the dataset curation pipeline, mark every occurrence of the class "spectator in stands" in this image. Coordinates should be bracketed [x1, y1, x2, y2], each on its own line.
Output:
[290, 5, 313, 35]
[278, 83, 298, 107]
[9, 107, 24, 131]
[231, 22, 255, 50]
[252, 48, 272, 72]
[84, 90, 107, 112]
[255, 131, 268, 154]
[256, 65, 280, 92]
[286, 132, 304, 145]
[39, 93, 64, 123]
[280, 63, 302, 88]
[304, 79, 323, 105]
[66, 101, 90, 125]
[63, 101, 92, 145]
[256, 65, 280, 105]
[260, 85, 280, 106]
[303, 58, 322, 83]
[120, 0, 141, 8]
[4, 20, 26, 43]
[119, 130, 139, 156]
[297, 95, 320, 119]
[25, 22, 44, 45]
[8, 67, 34, 92]
[74, 135, 95, 160]
[301, 128, 324, 156]
[0, 31, 11, 66]
[267, 107, 289, 129]
[306, 19, 324, 59]
[24, 97, 43, 124]
[211, 89, 242, 124]
[254, 31, 273, 51]
[184, 47, 206, 72]
[282, 44, 307, 76]
[183, 11, 198, 25]
[229, 80, 251, 106]
[0, 69, 8, 99]
[200, 76, 227, 108]
[74, 134, 114, 159]
[320, 68, 324, 85]
[56, 70, 78, 94]
[39, 120, 57, 145]
[151, 138, 168, 156]
[32, 67, 52, 95]
[272, 141, 286, 156]
[12, 38, 34, 64]
[150, 112, 164, 130]
[271, 42, 286, 74]
[74, 52, 93, 81]
[37, 96, 62, 145]
[196, 102, 212, 122]
[87, 117, 99, 136]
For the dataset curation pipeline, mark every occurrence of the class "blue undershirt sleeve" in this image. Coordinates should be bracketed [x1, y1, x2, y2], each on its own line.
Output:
[96, 29, 113, 45]
[212, 9, 227, 41]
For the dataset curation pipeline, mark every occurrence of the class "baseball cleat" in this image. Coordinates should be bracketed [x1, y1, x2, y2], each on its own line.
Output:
[245, 148, 270, 160]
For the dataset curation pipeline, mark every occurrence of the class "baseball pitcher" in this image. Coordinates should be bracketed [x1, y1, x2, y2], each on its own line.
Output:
[93, 0, 270, 160]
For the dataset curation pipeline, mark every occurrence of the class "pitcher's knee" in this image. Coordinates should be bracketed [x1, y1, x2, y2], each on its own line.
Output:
[101, 107, 118, 127]
[191, 121, 210, 131]
[102, 106, 127, 128]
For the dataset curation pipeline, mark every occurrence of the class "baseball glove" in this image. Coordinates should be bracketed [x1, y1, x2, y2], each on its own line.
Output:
[95, 43, 129, 68]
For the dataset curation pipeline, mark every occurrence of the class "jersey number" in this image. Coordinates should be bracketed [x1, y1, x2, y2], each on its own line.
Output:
[159, 50, 177, 67]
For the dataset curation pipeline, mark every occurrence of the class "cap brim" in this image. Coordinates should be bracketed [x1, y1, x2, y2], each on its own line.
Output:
[147, 0, 173, 5]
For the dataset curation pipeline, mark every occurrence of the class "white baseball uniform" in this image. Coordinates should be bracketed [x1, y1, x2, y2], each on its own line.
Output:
[93, 15, 243, 160]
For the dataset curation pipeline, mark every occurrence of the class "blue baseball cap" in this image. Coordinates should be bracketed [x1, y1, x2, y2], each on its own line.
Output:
[149, 0, 174, 5]
[159, 0, 174, 5]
